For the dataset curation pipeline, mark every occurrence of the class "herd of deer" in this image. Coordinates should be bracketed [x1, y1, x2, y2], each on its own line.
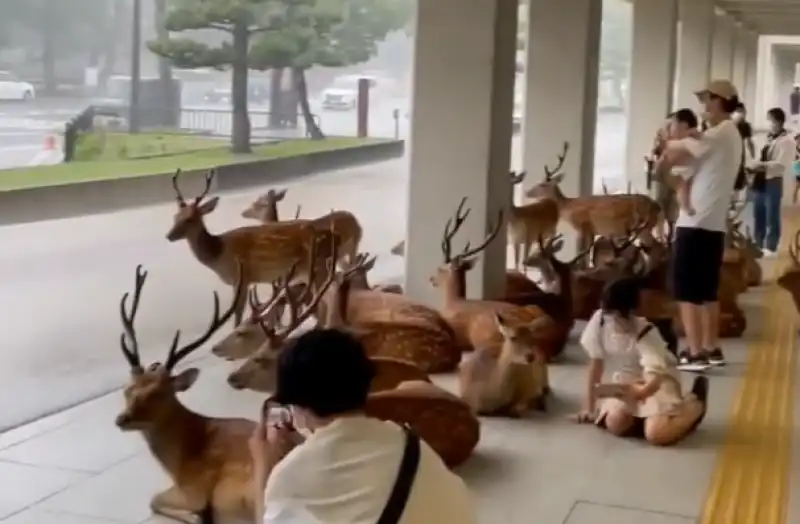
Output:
[112, 144, 776, 523]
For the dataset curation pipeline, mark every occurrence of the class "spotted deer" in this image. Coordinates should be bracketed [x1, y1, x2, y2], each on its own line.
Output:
[166, 170, 335, 326]
[778, 230, 800, 314]
[525, 141, 664, 247]
[430, 197, 559, 370]
[239, 186, 362, 266]
[114, 262, 283, 524]
[459, 313, 550, 416]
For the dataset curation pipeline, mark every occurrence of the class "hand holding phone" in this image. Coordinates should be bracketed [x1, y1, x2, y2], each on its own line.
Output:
[594, 383, 629, 399]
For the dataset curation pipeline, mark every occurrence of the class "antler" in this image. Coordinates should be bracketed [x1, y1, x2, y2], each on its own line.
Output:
[602, 181, 609, 195]
[544, 141, 569, 180]
[441, 197, 470, 263]
[536, 233, 593, 267]
[165, 261, 245, 371]
[293, 205, 302, 219]
[509, 171, 526, 185]
[342, 253, 377, 278]
[119, 265, 147, 372]
[171, 169, 215, 206]
[790, 230, 800, 266]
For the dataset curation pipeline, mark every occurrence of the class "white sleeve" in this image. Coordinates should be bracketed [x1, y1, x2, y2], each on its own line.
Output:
[635, 322, 676, 375]
[679, 137, 711, 160]
[764, 137, 795, 177]
[579, 310, 606, 360]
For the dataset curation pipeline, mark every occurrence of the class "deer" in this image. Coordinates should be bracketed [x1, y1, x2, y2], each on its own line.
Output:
[166, 169, 336, 326]
[430, 197, 559, 374]
[239, 186, 362, 268]
[525, 141, 664, 249]
[114, 261, 280, 524]
[507, 168, 560, 271]
[459, 313, 550, 416]
[778, 230, 800, 315]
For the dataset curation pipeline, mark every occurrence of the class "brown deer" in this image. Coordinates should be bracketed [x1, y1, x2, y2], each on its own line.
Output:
[459, 313, 550, 416]
[525, 141, 663, 246]
[166, 170, 334, 326]
[778, 230, 800, 314]
[240, 187, 362, 266]
[430, 197, 560, 366]
[114, 262, 278, 524]
[507, 168, 560, 270]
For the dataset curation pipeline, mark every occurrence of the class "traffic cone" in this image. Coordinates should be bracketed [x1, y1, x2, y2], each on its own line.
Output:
[44, 134, 56, 151]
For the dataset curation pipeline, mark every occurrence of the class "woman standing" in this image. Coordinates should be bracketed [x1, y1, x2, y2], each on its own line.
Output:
[574, 277, 709, 446]
[750, 107, 795, 256]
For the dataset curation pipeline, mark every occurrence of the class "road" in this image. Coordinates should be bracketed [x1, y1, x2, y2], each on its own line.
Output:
[0, 99, 80, 169]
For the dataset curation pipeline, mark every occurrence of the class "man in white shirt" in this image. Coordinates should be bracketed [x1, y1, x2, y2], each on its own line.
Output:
[655, 79, 742, 372]
[248, 328, 478, 524]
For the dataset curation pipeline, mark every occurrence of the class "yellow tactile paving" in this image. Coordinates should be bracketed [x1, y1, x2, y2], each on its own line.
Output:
[699, 214, 798, 524]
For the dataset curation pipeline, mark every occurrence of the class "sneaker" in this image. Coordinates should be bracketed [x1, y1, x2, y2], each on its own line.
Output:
[762, 248, 777, 258]
[707, 348, 726, 366]
[677, 350, 710, 372]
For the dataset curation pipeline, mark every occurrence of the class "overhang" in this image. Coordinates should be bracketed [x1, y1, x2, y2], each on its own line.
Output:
[719, 0, 800, 36]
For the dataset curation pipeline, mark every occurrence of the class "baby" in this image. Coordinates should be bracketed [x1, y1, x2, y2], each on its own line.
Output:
[660, 109, 701, 216]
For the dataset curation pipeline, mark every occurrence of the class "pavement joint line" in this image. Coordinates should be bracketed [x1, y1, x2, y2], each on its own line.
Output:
[698, 221, 797, 523]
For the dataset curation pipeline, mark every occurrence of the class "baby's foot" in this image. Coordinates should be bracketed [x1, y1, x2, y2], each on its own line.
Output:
[679, 204, 695, 216]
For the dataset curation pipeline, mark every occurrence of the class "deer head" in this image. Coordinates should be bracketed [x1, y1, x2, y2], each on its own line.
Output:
[778, 230, 800, 296]
[523, 233, 594, 294]
[115, 262, 245, 430]
[335, 252, 377, 291]
[524, 142, 569, 200]
[390, 240, 405, 257]
[241, 188, 287, 221]
[166, 169, 219, 241]
[227, 232, 339, 391]
[430, 197, 504, 293]
[494, 313, 551, 364]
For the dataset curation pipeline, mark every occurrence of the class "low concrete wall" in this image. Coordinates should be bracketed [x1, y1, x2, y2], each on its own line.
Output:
[0, 140, 404, 226]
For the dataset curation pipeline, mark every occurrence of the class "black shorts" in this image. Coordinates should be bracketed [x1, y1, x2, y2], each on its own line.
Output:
[671, 227, 726, 304]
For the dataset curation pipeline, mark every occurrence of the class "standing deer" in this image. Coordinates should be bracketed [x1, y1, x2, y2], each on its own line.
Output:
[114, 262, 284, 524]
[507, 168, 560, 270]
[525, 141, 663, 247]
[459, 313, 550, 416]
[240, 186, 362, 266]
[166, 170, 334, 326]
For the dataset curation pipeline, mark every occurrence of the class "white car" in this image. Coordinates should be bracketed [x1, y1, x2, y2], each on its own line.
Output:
[0, 71, 35, 101]
[321, 75, 379, 110]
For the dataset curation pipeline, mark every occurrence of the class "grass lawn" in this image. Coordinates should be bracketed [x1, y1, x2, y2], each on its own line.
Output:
[0, 136, 378, 191]
[74, 131, 229, 161]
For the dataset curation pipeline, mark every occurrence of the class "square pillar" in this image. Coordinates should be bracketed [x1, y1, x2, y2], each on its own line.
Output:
[711, 15, 734, 79]
[404, 0, 517, 304]
[522, 0, 601, 201]
[731, 25, 748, 95]
[675, 0, 714, 111]
[625, 0, 678, 190]
[743, 31, 758, 112]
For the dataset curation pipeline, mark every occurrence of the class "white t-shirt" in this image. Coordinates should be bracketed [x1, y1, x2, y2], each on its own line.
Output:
[262, 416, 477, 524]
[674, 120, 742, 232]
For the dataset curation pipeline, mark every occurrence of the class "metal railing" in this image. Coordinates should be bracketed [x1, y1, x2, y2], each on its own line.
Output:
[180, 107, 322, 140]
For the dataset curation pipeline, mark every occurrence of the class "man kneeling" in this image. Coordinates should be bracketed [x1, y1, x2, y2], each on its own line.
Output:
[573, 277, 708, 446]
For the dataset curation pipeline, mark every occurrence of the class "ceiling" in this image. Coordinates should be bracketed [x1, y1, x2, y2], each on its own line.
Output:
[719, 0, 800, 36]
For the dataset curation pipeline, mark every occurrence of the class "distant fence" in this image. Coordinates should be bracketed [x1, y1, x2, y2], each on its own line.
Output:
[180, 107, 321, 140]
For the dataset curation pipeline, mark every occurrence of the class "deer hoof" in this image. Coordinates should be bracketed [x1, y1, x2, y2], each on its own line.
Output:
[533, 397, 547, 412]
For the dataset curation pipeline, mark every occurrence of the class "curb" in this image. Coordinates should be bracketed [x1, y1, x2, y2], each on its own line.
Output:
[0, 139, 404, 226]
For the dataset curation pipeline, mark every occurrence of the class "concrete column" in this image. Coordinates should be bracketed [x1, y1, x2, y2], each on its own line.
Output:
[625, 0, 678, 190]
[731, 25, 748, 94]
[756, 40, 776, 126]
[743, 31, 758, 112]
[675, 0, 714, 110]
[522, 0, 601, 201]
[711, 15, 734, 79]
[404, 0, 517, 303]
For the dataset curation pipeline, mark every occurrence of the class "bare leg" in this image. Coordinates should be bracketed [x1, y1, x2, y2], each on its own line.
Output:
[643, 397, 705, 446]
[700, 301, 720, 350]
[679, 302, 703, 355]
[602, 405, 636, 436]
[150, 486, 206, 524]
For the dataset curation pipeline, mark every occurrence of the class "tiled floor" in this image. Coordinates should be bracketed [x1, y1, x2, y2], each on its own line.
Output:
[1, 281, 793, 523]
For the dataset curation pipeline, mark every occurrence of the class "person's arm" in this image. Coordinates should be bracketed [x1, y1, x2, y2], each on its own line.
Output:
[746, 137, 755, 159]
[585, 359, 604, 412]
[578, 311, 606, 412]
[630, 322, 671, 401]
[761, 137, 795, 177]
[655, 139, 709, 184]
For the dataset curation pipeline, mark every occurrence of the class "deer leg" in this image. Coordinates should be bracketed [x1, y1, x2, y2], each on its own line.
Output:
[150, 486, 209, 524]
[233, 282, 250, 327]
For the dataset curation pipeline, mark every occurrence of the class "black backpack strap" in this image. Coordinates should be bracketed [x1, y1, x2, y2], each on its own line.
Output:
[636, 323, 654, 342]
[376, 426, 421, 524]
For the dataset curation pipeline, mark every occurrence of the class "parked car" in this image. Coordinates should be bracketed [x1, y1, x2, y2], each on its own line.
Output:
[0, 71, 35, 101]
[203, 84, 269, 105]
[321, 75, 380, 110]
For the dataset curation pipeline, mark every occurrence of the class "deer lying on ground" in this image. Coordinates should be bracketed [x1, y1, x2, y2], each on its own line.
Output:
[166, 170, 335, 326]
[114, 262, 271, 524]
[507, 168, 560, 270]
[525, 141, 664, 249]
[430, 197, 559, 373]
[459, 313, 550, 416]
[778, 230, 800, 314]
[240, 186, 363, 268]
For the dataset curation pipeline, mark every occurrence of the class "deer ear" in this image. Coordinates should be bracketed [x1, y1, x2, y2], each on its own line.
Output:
[171, 367, 200, 392]
[275, 189, 287, 200]
[198, 197, 220, 215]
[494, 313, 513, 337]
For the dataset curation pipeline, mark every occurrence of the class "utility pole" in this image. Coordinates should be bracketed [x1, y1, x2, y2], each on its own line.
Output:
[129, 0, 142, 133]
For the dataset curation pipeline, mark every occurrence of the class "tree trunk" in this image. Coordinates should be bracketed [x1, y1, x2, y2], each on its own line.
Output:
[231, 23, 251, 153]
[268, 68, 284, 129]
[293, 67, 324, 140]
[154, 0, 174, 127]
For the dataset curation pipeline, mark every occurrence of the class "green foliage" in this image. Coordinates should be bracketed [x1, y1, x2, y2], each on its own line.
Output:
[148, 39, 234, 70]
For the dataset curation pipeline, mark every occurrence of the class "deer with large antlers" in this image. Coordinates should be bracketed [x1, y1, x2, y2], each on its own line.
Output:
[240, 186, 363, 267]
[526, 141, 664, 248]
[431, 198, 558, 387]
[778, 230, 800, 314]
[114, 262, 283, 523]
[166, 170, 336, 326]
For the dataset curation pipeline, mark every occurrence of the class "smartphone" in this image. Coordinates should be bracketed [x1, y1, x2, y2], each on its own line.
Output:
[594, 383, 628, 399]
[261, 397, 291, 427]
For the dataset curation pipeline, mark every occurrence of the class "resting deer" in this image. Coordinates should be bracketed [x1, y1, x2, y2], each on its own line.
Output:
[166, 170, 335, 326]
[240, 186, 362, 266]
[459, 313, 550, 416]
[778, 230, 800, 314]
[525, 141, 663, 247]
[430, 197, 559, 368]
[507, 168, 560, 270]
[114, 262, 278, 524]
